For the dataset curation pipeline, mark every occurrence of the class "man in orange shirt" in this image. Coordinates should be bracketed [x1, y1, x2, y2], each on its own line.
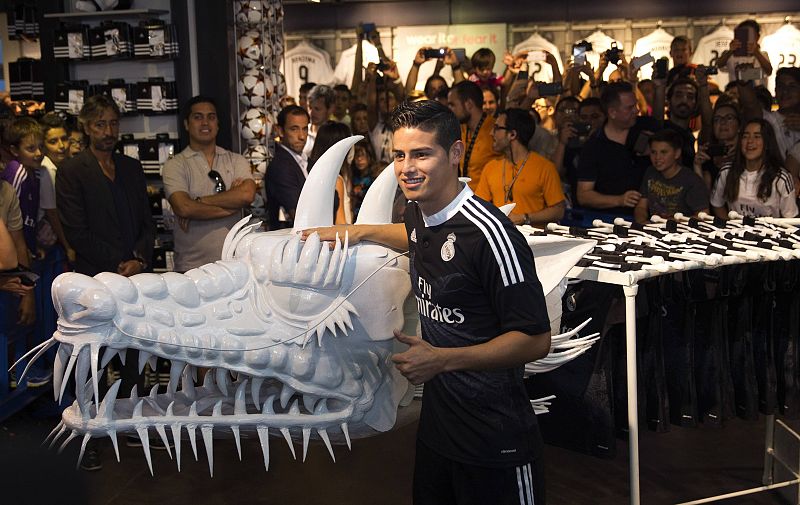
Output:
[447, 81, 501, 189]
[476, 108, 565, 226]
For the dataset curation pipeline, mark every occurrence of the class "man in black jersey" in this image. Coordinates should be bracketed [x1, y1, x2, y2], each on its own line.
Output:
[304, 100, 551, 505]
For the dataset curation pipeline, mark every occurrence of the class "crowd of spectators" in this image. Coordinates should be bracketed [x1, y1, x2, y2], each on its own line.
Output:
[1, 18, 799, 470]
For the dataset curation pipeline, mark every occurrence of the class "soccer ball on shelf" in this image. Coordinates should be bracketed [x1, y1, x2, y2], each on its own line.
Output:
[238, 69, 273, 108]
[237, 29, 263, 69]
[240, 107, 270, 145]
[234, 0, 268, 25]
[243, 143, 269, 178]
[274, 72, 287, 98]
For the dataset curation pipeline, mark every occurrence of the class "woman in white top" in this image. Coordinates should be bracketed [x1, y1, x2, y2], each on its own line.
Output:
[711, 119, 798, 219]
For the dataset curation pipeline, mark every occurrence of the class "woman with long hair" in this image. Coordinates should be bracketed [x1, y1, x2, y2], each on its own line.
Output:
[710, 118, 798, 218]
[694, 99, 740, 190]
[308, 120, 353, 224]
[349, 139, 382, 219]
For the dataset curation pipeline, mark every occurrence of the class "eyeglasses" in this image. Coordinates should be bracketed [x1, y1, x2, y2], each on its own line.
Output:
[713, 115, 738, 123]
[558, 108, 578, 115]
[207, 170, 226, 193]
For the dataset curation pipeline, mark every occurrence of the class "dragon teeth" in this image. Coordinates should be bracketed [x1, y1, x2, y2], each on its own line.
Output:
[256, 426, 270, 471]
[201, 424, 214, 477]
[215, 368, 231, 396]
[251, 377, 264, 410]
[319, 428, 335, 462]
[302, 394, 318, 413]
[279, 384, 294, 409]
[168, 360, 185, 396]
[302, 427, 311, 462]
[280, 427, 296, 460]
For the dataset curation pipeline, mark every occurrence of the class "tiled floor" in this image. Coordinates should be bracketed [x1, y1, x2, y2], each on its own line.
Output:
[1, 397, 794, 505]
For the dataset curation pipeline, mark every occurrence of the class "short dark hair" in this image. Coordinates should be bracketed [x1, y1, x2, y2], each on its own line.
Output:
[181, 95, 218, 122]
[480, 85, 499, 102]
[556, 95, 580, 113]
[777, 66, 800, 85]
[451, 80, 484, 109]
[350, 102, 368, 115]
[39, 112, 66, 137]
[471, 48, 496, 71]
[737, 19, 761, 37]
[277, 105, 309, 127]
[299, 82, 317, 94]
[753, 85, 773, 111]
[499, 108, 535, 146]
[667, 77, 698, 102]
[578, 97, 603, 113]
[600, 81, 634, 111]
[388, 100, 460, 152]
[79, 94, 120, 127]
[648, 128, 682, 150]
[308, 121, 351, 171]
[670, 35, 692, 52]
[333, 84, 351, 96]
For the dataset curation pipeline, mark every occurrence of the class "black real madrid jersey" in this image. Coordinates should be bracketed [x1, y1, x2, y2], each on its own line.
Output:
[404, 184, 551, 467]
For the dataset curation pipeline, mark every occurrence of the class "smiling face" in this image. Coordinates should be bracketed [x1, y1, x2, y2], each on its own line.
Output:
[668, 83, 697, 120]
[184, 101, 219, 147]
[11, 134, 43, 168]
[392, 127, 462, 215]
[649, 140, 681, 173]
[43, 127, 70, 166]
[741, 122, 764, 163]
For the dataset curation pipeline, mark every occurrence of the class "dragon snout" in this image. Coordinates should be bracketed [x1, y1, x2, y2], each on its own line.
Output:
[52, 272, 117, 325]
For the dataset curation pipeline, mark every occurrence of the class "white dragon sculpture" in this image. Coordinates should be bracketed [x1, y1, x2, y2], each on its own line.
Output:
[13, 136, 596, 476]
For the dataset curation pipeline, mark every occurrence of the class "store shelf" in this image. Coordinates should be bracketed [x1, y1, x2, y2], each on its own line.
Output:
[44, 9, 167, 20]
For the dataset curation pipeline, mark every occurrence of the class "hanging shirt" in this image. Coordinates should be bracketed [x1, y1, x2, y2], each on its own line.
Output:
[282, 41, 335, 101]
[632, 28, 675, 80]
[582, 30, 622, 82]
[692, 25, 734, 89]
[512, 33, 564, 84]
[333, 41, 380, 87]
[761, 24, 800, 94]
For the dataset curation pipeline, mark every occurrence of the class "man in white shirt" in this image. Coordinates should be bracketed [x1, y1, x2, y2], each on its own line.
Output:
[266, 105, 311, 230]
[303, 84, 336, 159]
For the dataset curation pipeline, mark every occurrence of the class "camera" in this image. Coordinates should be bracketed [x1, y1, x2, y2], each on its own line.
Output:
[653, 57, 668, 80]
[423, 48, 446, 59]
[572, 40, 592, 66]
[572, 122, 592, 136]
[736, 66, 763, 82]
[604, 42, 622, 66]
[705, 65, 719, 75]
[537, 82, 563, 97]
[361, 22, 376, 34]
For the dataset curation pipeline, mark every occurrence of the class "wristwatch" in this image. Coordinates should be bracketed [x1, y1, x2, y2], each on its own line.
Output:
[523, 214, 531, 226]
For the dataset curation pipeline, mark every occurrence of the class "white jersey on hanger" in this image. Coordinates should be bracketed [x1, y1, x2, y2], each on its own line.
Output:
[512, 33, 564, 84]
[692, 25, 734, 89]
[582, 30, 622, 82]
[333, 41, 380, 87]
[282, 41, 335, 101]
[632, 28, 674, 80]
[762, 24, 800, 94]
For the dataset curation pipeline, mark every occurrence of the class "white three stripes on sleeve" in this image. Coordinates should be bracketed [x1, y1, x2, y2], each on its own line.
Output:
[461, 199, 524, 287]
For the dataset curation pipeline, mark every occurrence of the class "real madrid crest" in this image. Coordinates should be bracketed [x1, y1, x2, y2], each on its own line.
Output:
[441, 232, 456, 261]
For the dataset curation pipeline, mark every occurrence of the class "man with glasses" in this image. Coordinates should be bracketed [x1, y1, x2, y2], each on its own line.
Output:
[56, 94, 156, 471]
[162, 96, 255, 273]
[475, 108, 565, 226]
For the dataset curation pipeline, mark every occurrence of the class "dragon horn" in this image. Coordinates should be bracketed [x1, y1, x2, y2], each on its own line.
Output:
[293, 135, 363, 232]
[355, 162, 399, 225]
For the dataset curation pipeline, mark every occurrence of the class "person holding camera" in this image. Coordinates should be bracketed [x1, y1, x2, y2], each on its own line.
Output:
[475, 108, 565, 226]
[405, 47, 447, 98]
[716, 20, 772, 87]
[694, 100, 740, 190]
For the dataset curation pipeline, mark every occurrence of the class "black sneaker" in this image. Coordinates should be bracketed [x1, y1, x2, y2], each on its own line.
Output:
[80, 448, 102, 471]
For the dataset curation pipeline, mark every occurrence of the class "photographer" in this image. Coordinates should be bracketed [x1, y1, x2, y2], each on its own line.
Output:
[693, 100, 740, 190]
[405, 47, 446, 98]
[716, 20, 773, 86]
